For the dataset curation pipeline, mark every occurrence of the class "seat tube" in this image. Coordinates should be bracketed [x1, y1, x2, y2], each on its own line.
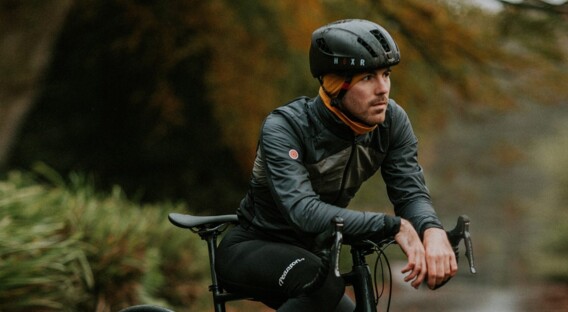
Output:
[350, 247, 377, 312]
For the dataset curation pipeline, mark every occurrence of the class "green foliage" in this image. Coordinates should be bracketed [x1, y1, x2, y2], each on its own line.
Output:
[0, 172, 91, 310]
[0, 168, 209, 312]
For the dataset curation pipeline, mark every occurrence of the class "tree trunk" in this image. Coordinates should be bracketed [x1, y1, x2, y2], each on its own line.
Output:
[0, 0, 72, 169]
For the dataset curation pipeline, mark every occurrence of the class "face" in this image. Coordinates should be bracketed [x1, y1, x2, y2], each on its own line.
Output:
[340, 67, 391, 126]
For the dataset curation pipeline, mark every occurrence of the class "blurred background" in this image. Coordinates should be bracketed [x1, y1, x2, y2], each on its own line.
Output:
[1, 0, 567, 311]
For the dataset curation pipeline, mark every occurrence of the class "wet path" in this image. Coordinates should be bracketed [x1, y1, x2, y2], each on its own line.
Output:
[377, 261, 525, 311]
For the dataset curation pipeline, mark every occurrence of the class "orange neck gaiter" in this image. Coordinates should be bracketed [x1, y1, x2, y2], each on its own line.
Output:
[318, 73, 377, 135]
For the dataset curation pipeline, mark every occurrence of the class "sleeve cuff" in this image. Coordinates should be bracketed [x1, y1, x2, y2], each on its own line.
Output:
[420, 222, 444, 238]
[384, 215, 401, 237]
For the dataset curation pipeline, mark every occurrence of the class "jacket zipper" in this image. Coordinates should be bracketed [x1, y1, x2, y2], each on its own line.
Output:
[333, 137, 356, 205]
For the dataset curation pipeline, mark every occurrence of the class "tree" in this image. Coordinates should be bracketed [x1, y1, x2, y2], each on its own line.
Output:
[498, 0, 568, 15]
[495, 0, 568, 105]
[4, 0, 567, 212]
[10, 1, 250, 211]
[0, 0, 72, 169]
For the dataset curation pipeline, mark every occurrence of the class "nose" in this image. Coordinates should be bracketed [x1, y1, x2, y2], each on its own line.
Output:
[374, 76, 390, 95]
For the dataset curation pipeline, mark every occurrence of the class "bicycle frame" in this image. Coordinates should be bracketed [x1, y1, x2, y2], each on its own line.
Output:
[342, 246, 379, 312]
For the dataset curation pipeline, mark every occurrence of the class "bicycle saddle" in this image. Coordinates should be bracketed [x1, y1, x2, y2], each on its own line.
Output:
[168, 213, 238, 229]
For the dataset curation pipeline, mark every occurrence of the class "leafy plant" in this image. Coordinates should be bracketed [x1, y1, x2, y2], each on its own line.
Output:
[0, 168, 209, 311]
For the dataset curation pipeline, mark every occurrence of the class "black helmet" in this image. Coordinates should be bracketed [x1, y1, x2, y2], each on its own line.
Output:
[309, 19, 400, 78]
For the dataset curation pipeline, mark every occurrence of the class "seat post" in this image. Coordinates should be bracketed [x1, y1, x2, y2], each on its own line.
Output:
[199, 230, 226, 312]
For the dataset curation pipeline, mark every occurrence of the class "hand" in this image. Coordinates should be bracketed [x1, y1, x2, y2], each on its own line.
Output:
[422, 227, 458, 289]
[394, 219, 427, 289]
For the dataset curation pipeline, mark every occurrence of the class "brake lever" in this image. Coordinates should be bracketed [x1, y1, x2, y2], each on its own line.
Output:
[331, 216, 344, 278]
[447, 215, 477, 274]
[431, 215, 476, 290]
[462, 217, 477, 274]
[302, 216, 344, 294]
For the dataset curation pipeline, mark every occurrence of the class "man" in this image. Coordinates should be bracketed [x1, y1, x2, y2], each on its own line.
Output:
[216, 19, 457, 311]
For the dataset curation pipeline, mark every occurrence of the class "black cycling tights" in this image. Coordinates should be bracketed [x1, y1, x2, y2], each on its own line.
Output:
[216, 225, 355, 312]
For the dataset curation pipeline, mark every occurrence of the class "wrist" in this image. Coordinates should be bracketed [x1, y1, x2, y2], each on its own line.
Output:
[421, 223, 444, 238]
[384, 215, 401, 237]
[423, 227, 445, 236]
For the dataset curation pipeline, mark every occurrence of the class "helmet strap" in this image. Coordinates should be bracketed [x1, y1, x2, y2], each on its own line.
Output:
[334, 76, 352, 107]
[318, 76, 352, 108]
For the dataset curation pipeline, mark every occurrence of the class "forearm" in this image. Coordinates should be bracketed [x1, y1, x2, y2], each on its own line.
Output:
[286, 197, 401, 241]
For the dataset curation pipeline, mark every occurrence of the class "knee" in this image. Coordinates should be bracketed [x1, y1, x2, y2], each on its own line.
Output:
[282, 274, 345, 312]
[294, 272, 345, 311]
[314, 273, 345, 303]
[277, 256, 347, 311]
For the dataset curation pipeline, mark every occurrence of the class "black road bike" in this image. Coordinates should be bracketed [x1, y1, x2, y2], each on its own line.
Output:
[120, 214, 476, 312]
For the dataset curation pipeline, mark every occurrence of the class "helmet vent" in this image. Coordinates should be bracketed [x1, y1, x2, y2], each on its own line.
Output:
[316, 38, 333, 54]
[357, 38, 378, 57]
[370, 29, 391, 53]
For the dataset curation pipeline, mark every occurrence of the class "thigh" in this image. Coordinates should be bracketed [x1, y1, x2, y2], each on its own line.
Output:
[216, 226, 322, 302]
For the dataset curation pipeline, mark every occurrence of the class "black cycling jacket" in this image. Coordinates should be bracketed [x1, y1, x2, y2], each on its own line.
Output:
[237, 96, 443, 249]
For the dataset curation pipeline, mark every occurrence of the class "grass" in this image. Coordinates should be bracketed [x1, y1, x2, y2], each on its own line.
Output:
[0, 165, 209, 312]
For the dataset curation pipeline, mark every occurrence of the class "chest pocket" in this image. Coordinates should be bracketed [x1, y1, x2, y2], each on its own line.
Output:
[346, 145, 384, 188]
[305, 147, 350, 195]
[305, 145, 384, 196]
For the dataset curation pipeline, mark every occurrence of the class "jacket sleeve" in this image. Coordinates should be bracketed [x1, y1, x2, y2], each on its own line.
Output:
[259, 111, 400, 241]
[380, 103, 443, 236]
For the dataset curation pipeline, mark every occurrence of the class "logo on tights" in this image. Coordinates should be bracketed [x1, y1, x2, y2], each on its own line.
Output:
[278, 258, 305, 286]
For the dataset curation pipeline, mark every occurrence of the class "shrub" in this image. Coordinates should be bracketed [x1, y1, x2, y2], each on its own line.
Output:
[0, 167, 209, 311]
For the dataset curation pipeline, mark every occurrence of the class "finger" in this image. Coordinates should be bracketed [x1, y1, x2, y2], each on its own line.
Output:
[436, 258, 445, 286]
[412, 266, 426, 289]
[411, 258, 426, 288]
[427, 254, 448, 289]
[439, 253, 456, 282]
[450, 253, 458, 277]
[427, 261, 438, 289]
[433, 254, 455, 288]
[403, 265, 418, 282]
[444, 254, 453, 281]
[401, 262, 413, 274]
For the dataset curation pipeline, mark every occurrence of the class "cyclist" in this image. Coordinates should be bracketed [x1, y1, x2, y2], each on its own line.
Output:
[216, 19, 457, 311]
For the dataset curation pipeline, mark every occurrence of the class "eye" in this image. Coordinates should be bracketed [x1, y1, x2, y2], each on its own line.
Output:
[363, 73, 374, 81]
